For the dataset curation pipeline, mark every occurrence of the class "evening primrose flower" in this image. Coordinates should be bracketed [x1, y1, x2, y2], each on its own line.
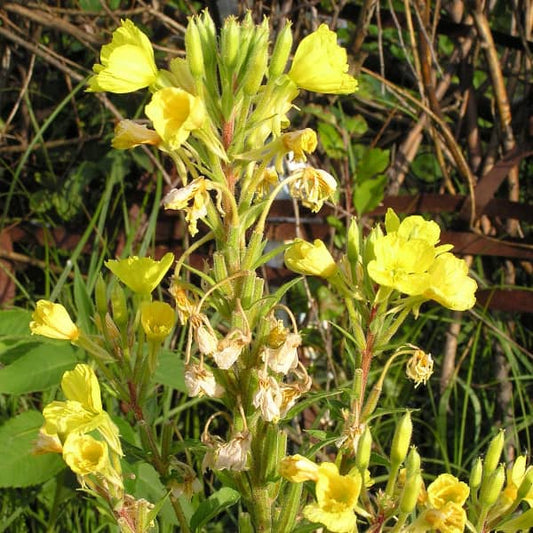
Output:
[420, 502, 468, 533]
[284, 239, 337, 278]
[88, 19, 158, 93]
[280, 454, 320, 482]
[62, 433, 110, 477]
[41, 364, 122, 455]
[140, 301, 175, 341]
[262, 331, 301, 374]
[424, 253, 477, 311]
[111, 119, 161, 150]
[184, 363, 224, 398]
[202, 431, 251, 472]
[281, 129, 318, 162]
[105, 252, 174, 295]
[253, 369, 283, 422]
[303, 463, 362, 533]
[288, 24, 358, 94]
[367, 233, 434, 295]
[163, 178, 213, 236]
[427, 473, 470, 508]
[212, 328, 250, 369]
[145, 87, 205, 150]
[288, 166, 337, 212]
[30, 300, 80, 341]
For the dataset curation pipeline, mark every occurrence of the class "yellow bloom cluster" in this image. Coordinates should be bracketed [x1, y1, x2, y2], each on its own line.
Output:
[368, 209, 477, 310]
[35, 364, 123, 490]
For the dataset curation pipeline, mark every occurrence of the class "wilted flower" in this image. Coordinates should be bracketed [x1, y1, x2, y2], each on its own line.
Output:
[140, 301, 175, 341]
[202, 431, 251, 472]
[420, 502, 468, 533]
[406, 349, 434, 387]
[145, 87, 205, 150]
[184, 363, 224, 398]
[111, 120, 161, 150]
[427, 473, 470, 509]
[88, 19, 158, 93]
[212, 328, 250, 369]
[255, 167, 279, 201]
[33, 427, 63, 455]
[262, 331, 301, 374]
[284, 239, 337, 279]
[253, 369, 283, 422]
[281, 129, 318, 162]
[169, 280, 196, 324]
[30, 300, 80, 342]
[163, 178, 214, 236]
[288, 166, 337, 212]
[106, 252, 174, 295]
[288, 24, 358, 94]
[191, 314, 218, 356]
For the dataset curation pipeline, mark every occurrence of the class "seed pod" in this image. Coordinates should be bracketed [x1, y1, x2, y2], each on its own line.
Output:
[390, 411, 413, 466]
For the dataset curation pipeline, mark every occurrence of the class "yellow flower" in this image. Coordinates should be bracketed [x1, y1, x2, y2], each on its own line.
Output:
[498, 456, 533, 510]
[105, 252, 174, 294]
[288, 166, 337, 212]
[111, 119, 161, 149]
[424, 253, 477, 311]
[284, 239, 337, 278]
[367, 233, 434, 295]
[42, 364, 122, 455]
[427, 473, 470, 508]
[163, 178, 213, 236]
[62, 433, 109, 476]
[145, 87, 205, 150]
[288, 24, 358, 94]
[303, 463, 362, 533]
[422, 502, 467, 533]
[88, 19, 158, 93]
[280, 454, 320, 483]
[140, 301, 175, 341]
[30, 300, 80, 342]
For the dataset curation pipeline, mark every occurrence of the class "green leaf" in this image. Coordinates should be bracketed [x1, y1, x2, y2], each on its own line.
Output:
[317, 122, 345, 159]
[353, 174, 387, 215]
[356, 147, 390, 183]
[0, 340, 77, 393]
[154, 349, 186, 392]
[0, 309, 32, 336]
[344, 114, 368, 136]
[190, 487, 240, 532]
[0, 411, 65, 488]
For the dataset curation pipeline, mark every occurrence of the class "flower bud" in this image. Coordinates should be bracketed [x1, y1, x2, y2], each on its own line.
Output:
[111, 285, 128, 327]
[185, 18, 205, 79]
[400, 472, 422, 514]
[517, 467, 533, 501]
[269, 21, 293, 78]
[95, 274, 108, 316]
[220, 16, 240, 71]
[356, 426, 372, 471]
[347, 217, 360, 264]
[479, 464, 505, 508]
[140, 301, 175, 342]
[242, 19, 269, 96]
[470, 457, 483, 492]
[405, 446, 421, 476]
[484, 430, 505, 477]
[280, 454, 319, 482]
[390, 411, 412, 466]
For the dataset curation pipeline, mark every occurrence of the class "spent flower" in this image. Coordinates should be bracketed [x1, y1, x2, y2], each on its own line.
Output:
[406, 349, 434, 387]
[288, 166, 337, 212]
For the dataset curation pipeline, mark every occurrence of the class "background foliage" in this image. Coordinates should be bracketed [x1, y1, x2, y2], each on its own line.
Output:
[0, 1, 531, 531]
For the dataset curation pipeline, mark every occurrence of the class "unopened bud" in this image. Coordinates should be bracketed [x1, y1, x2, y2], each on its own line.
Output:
[111, 285, 128, 327]
[479, 464, 505, 508]
[356, 426, 372, 471]
[390, 412, 412, 466]
[400, 472, 422, 514]
[242, 22, 269, 96]
[347, 217, 360, 264]
[470, 457, 483, 492]
[517, 468, 533, 501]
[220, 16, 240, 71]
[95, 274, 108, 316]
[269, 21, 293, 78]
[405, 447, 421, 476]
[484, 430, 504, 476]
[185, 18, 205, 78]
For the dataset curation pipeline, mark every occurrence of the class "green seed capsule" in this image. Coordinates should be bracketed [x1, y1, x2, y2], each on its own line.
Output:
[484, 430, 504, 477]
[390, 411, 412, 466]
